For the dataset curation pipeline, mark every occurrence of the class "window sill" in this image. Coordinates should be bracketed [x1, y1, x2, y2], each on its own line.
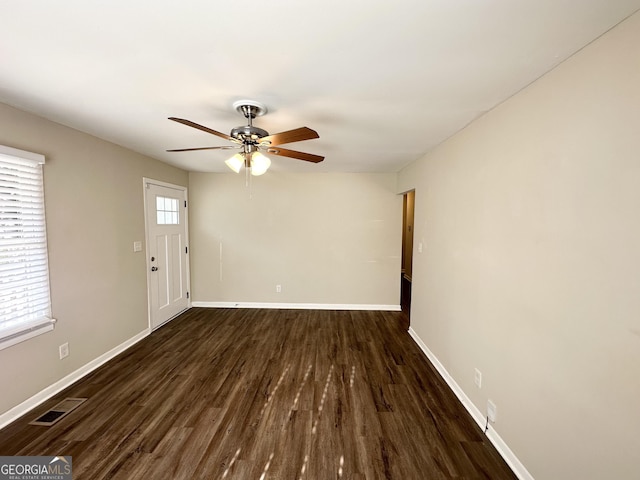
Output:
[0, 318, 57, 352]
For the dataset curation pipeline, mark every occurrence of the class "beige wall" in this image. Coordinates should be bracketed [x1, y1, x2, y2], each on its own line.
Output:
[0, 102, 188, 417]
[189, 172, 402, 307]
[398, 12, 640, 480]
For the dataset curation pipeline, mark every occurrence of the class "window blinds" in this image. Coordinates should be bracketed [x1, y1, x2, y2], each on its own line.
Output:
[0, 146, 54, 349]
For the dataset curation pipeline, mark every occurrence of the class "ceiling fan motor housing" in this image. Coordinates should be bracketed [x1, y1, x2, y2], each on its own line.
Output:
[230, 125, 269, 141]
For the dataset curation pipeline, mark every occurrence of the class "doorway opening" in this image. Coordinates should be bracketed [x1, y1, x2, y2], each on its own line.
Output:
[401, 190, 415, 323]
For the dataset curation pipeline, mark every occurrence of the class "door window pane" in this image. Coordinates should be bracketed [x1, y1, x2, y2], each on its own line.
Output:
[156, 196, 179, 225]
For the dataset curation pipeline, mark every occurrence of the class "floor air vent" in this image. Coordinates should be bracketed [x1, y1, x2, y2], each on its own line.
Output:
[30, 398, 87, 426]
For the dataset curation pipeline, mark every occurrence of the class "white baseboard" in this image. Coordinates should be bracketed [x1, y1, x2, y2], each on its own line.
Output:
[0, 328, 150, 430]
[191, 301, 401, 311]
[408, 327, 534, 480]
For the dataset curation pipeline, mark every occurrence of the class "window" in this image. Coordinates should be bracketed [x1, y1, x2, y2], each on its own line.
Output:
[156, 196, 179, 225]
[0, 145, 54, 350]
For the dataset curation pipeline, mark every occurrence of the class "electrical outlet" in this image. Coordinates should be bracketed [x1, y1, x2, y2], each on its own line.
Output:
[276, 284, 282, 293]
[487, 399, 497, 423]
[474, 368, 482, 388]
[59, 342, 69, 359]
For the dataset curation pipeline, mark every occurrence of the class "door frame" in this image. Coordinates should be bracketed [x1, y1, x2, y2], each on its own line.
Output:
[142, 177, 191, 330]
[401, 189, 415, 322]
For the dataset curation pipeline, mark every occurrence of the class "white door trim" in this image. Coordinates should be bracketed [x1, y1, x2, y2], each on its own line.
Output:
[143, 178, 191, 330]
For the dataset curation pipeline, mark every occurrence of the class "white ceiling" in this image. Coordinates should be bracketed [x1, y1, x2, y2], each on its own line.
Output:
[1, 1, 639, 173]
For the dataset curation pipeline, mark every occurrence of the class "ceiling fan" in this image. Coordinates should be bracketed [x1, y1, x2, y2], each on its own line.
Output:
[167, 100, 324, 176]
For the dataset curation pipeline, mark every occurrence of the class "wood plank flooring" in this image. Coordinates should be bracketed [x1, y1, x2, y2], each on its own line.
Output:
[0, 308, 517, 479]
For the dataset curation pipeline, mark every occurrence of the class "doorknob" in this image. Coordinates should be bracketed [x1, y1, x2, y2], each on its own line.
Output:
[151, 266, 158, 272]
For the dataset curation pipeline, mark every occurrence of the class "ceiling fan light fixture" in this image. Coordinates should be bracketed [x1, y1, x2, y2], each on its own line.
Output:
[250, 152, 271, 176]
[225, 153, 244, 173]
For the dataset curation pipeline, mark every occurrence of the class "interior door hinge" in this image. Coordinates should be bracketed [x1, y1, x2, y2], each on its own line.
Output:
[184, 200, 187, 208]
[187, 292, 189, 299]
[185, 246, 188, 254]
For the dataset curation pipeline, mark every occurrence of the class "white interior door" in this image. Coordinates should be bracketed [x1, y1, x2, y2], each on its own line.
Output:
[144, 180, 189, 329]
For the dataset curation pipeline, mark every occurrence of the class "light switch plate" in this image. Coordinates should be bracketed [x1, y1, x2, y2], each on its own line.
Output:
[133, 241, 142, 252]
[487, 400, 497, 422]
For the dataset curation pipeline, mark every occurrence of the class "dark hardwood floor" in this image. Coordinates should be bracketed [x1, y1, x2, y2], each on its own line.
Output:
[0, 308, 517, 479]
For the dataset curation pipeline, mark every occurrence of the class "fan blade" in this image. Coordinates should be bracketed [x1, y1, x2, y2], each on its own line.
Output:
[259, 127, 319, 146]
[266, 147, 324, 163]
[166, 146, 238, 152]
[169, 117, 238, 143]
